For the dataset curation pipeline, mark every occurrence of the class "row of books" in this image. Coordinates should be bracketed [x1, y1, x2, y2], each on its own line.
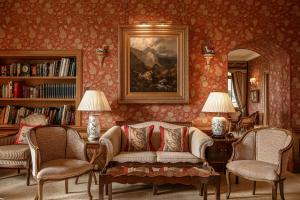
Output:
[0, 57, 76, 77]
[1, 81, 76, 99]
[0, 105, 75, 125]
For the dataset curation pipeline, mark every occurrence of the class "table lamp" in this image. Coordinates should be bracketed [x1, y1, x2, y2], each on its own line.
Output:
[202, 92, 235, 138]
[77, 90, 111, 141]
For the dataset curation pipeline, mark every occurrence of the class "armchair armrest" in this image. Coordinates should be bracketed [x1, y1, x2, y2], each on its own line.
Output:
[0, 133, 17, 146]
[98, 126, 122, 167]
[230, 130, 256, 161]
[189, 127, 214, 160]
[26, 131, 41, 178]
[277, 135, 293, 177]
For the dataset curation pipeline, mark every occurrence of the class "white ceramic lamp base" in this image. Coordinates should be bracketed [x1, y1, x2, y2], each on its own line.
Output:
[211, 116, 226, 138]
[87, 114, 101, 141]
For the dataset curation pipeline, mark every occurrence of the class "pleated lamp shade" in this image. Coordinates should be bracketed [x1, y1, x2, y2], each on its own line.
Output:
[77, 90, 111, 112]
[202, 92, 235, 113]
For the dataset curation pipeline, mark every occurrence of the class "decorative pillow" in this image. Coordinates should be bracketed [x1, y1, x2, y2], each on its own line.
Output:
[15, 124, 38, 144]
[122, 125, 154, 152]
[159, 126, 189, 152]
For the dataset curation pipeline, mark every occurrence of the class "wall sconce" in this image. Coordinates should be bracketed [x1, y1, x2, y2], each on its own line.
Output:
[202, 45, 215, 69]
[250, 77, 257, 86]
[96, 45, 109, 67]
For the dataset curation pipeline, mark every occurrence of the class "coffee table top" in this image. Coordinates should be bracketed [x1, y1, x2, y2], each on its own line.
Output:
[104, 164, 219, 178]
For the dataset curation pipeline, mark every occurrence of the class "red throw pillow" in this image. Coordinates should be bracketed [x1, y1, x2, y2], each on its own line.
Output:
[159, 126, 189, 152]
[121, 125, 154, 152]
[15, 124, 38, 144]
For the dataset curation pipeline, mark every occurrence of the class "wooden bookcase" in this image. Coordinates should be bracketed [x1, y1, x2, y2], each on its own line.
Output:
[0, 50, 82, 131]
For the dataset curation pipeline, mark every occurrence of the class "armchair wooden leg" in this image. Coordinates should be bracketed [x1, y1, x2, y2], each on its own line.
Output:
[87, 171, 93, 200]
[272, 181, 278, 200]
[92, 171, 97, 185]
[75, 176, 79, 184]
[26, 165, 30, 186]
[18, 168, 20, 174]
[65, 179, 68, 193]
[226, 170, 231, 199]
[105, 184, 108, 195]
[279, 179, 285, 200]
[252, 181, 256, 195]
[108, 183, 112, 200]
[38, 180, 44, 200]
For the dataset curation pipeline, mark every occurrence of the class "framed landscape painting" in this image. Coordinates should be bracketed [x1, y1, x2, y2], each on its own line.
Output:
[118, 25, 189, 104]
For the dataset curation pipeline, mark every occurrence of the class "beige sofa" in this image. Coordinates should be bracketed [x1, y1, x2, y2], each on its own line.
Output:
[99, 121, 214, 168]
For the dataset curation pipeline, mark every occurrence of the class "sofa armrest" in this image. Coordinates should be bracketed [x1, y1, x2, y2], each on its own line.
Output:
[0, 133, 17, 146]
[99, 126, 122, 167]
[189, 127, 214, 160]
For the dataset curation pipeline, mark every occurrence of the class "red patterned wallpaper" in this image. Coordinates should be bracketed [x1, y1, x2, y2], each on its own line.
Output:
[0, 0, 299, 129]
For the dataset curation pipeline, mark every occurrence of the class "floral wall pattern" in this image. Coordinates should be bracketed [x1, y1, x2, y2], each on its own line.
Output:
[0, 0, 299, 129]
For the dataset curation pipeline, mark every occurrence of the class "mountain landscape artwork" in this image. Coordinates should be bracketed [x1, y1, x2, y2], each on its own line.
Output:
[129, 37, 178, 92]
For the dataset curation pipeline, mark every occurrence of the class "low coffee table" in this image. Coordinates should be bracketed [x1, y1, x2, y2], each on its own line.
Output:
[99, 164, 220, 200]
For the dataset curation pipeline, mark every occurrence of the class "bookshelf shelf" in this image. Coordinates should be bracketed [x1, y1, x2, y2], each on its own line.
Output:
[0, 50, 82, 127]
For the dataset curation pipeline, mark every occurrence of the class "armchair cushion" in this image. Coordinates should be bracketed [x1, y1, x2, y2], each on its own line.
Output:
[227, 160, 278, 181]
[0, 145, 30, 160]
[112, 151, 157, 163]
[156, 151, 201, 163]
[159, 126, 189, 152]
[37, 159, 93, 180]
[15, 124, 38, 144]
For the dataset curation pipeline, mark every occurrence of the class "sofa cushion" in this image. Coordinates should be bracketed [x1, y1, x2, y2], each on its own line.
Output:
[226, 160, 279, 181]
[159, 126, 189, 152]
[37, 159, 93, 180]
[0, 145, 30, 160]
[122, 125, 154, 151]
[156, 151, 201, 163]
[112, 151, 157, 163]
[121, 121, 188, 151]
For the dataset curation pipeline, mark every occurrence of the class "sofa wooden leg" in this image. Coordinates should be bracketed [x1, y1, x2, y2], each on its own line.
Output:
[38, 180, 44, 200]
[226, 170, 231, 199]
[153, 184, 158, 195]
[199, 183, 204, 196]
[252, 181, 256, 195]
[272, 181, 278, 200]
[65, 179, 68, 193]
[87, 171, 93, 200]
[235, 176, 239, 184]
[18, 168, 20, 174]
[279, 179, 285, 200]
[105, 184, 108, 195]
[203, 184, 207, 200]
[108, 183, 112, 200]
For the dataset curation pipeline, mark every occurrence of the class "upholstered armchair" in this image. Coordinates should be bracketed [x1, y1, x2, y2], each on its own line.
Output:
[0, 114, 48, 185]
[27, 126, 94, 200]
[226, 128, 293, 200]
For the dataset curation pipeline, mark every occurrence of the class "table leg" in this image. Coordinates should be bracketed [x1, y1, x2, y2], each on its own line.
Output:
[215, 177, 221, 200]
[108, 183, 112, 200]
[99, 180, 104, 200]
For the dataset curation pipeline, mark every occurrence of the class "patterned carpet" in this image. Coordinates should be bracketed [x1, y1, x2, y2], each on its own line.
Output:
[1, 169, 300, 200]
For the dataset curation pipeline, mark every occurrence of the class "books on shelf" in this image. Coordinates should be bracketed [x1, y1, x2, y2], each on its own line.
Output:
[0, 81, 76, 99]
[0, 105, 76, 125]
[0, 57, 76, 77]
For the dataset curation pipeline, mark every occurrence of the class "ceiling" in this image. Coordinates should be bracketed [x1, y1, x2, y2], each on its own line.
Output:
[228, 49, 260, 61]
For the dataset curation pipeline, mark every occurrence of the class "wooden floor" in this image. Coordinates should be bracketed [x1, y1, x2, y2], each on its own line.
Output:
[1, 169, 300, 200]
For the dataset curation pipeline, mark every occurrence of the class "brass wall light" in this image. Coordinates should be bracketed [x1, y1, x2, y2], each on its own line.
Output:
[202, 45, 215, 69]
[96, 45, 109, 67]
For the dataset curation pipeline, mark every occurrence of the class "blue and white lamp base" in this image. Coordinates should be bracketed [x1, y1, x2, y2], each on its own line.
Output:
[211, 116, 226, 138]
[87, 114, 101, 141]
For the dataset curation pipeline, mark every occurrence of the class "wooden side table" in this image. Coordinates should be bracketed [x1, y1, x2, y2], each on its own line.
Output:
[206, 136, 238, 172]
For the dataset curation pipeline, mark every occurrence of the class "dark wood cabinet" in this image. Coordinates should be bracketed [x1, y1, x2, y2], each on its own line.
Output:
[206, 136, 237, 172]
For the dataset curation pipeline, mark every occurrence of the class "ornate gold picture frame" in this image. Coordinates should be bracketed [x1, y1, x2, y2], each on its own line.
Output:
[118, 25, 189, 104]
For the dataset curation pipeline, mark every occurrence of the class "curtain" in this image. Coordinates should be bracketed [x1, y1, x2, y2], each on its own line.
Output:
[232, 71, 247, 116]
